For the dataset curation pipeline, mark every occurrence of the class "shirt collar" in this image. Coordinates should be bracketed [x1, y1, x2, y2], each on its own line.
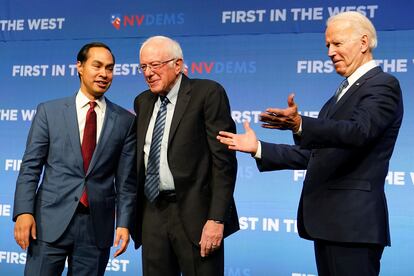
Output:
[76, 89, 106, 112]
[347, 60, 378, 86]
[163, 74, 182, 105]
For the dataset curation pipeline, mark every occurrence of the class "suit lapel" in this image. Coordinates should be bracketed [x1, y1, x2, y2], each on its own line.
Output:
[87, 98, 116, 175]
[168, 75, 191, 144]
[327, 67, 382, 118]
[320, 96, 336, 118]
[63, 96, 84, 173]
[137, 93, 157, 164]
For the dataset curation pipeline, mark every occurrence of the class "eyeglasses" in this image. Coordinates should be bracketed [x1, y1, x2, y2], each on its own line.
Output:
[138, 58, 176, 73]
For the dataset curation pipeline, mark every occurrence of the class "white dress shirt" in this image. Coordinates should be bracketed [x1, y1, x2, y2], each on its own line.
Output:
[75, 90, 106, 145]
[144, 75, 182, 191]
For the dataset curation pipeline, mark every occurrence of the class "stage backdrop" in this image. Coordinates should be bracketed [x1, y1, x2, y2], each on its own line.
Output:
[1, 0, 413, 275]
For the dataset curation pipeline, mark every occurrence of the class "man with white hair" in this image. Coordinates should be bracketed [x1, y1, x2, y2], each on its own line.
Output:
[218, 11, 403, 276]
[131, 36, 239, 275]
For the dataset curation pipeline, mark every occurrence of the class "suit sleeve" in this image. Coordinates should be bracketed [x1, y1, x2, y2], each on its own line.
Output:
[13, 103, 49, 221]
[300, 75, 402, 149]
[203, 83, 237, 221]
[115, 116, 137, 229]
[257, 141, 310, 172]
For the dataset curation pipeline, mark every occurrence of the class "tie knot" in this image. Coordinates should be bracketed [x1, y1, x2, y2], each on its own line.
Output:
[339, 79, 349, 90]
[160, 96, 169, 106]
[89, 101, 97, 109]
[334, 79, 349, 102]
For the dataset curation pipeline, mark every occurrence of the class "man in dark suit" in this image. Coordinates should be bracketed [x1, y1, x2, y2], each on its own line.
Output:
[13, 42, 137, 276]
[131, 36, 238, 275]
[217, 11, 403, 276]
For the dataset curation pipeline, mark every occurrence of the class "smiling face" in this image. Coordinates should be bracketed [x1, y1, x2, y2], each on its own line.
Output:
[325, 20, 371, 77]
[77, 46, 114, 100]
[139, 39, 182, 96]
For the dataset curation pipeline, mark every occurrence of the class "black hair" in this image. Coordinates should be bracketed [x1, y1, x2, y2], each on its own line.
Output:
[77, 42, 115, 64]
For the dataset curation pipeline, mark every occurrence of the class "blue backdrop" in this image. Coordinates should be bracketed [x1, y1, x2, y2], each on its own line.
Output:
[1, 0, 413, 275]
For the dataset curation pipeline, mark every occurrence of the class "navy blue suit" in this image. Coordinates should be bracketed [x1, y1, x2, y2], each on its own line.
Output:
[257, 67, 403, 274]
[13, 95, 136, 275]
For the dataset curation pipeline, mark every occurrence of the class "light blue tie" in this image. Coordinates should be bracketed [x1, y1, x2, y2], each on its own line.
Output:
[334, 79, 349, 102]
[145, 96, 169, 202]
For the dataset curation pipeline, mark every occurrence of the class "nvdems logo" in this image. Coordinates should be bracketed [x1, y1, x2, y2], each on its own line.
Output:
[111, 14, 121, 30]
[110, 13, 184, 29]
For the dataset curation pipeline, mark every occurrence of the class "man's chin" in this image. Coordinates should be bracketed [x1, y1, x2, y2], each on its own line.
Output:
[334, 67, 346, 76]
[149, 86, 163, 94]
[92, 90, 107, 98]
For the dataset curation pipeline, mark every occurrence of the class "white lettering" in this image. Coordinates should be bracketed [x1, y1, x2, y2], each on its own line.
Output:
[239, 217, 259, 230]
[0, 204, 11, 216]
[222, 10, 266, 23]
[0, 109, 18, 121]
[5, 159, 22, 171]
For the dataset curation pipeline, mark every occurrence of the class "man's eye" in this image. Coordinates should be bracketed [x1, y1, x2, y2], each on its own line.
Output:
[151, 63, 162, 68]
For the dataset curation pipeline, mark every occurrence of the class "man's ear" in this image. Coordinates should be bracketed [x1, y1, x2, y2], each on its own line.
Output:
[360, 34, 369, 53]
[76, 61, 83, 77]
[175, 59, 183, 75]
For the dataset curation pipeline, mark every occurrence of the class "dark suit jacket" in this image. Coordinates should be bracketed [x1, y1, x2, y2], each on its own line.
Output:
[131, 75, 239, 248]
[13, 95, 137, 248]
[257, 67, 403, 246]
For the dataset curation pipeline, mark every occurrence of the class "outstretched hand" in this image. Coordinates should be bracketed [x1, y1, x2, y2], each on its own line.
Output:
[259, 94, 301, 133]
[217, 121, 258, 154]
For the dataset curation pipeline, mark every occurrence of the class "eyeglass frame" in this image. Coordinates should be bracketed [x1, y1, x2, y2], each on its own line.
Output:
[138, 58, 178, 73]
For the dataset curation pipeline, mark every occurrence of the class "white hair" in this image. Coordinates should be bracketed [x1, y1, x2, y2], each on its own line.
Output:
[139, 35, 183, 60]
[327, 11, 377, 50]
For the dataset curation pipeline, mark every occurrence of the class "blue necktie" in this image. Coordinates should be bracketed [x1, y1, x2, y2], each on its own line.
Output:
[334, 79, 349, 103]
[145, 96, 169, 202]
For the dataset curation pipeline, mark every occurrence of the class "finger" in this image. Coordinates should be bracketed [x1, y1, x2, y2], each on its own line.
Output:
[20, 237, 28, 250]
[113, 239, 127, 258]
[260, 111, 280, 121]
[200, 243, 207, 257]
[114, 233, 121, 247]
[265, 108, 283, 115]
[114, 247, 123, 258]
[14, 230, 24, 249]
[19, 229, 30, 250]
[215, 239, 222, 248]
[217, 131, 234, 138]
[262, 124, 282, 129]
[115, 235, 129, 257]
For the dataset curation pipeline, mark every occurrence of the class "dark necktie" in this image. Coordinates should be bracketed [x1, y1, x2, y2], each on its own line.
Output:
[145, 96, 169, 202]
[334, 79, 349, 103]
[80, 101, 97, 207]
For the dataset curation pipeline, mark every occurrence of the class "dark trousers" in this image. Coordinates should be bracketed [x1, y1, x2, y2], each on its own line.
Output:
[24, 208, 110, 276]
[314, 240, 385, 276]
[142, 194, 224, 276]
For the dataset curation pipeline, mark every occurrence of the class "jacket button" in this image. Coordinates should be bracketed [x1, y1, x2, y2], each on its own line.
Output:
[74, 197, 79, 202]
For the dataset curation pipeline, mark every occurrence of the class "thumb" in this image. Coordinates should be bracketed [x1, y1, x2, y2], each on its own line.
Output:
[243, 121, 251, 132]
[31, 222, 37, 240]
[287, 93, 296, 107]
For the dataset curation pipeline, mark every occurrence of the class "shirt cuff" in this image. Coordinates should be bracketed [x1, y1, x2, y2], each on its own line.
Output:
[294, 120, 303, 136]
[253, 141, 262, 159]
